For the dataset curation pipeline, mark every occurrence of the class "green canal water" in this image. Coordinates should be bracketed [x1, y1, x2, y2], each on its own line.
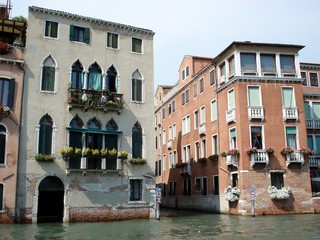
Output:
[1, 211, 320, 239]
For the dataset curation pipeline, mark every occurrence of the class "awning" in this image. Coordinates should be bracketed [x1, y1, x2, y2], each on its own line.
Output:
[66, 127, 122, 135]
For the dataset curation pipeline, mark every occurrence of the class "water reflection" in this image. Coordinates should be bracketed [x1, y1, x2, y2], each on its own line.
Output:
[1, 211, 320, 239]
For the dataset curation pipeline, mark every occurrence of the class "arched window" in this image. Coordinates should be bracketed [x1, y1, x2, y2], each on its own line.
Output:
[0, 125, 6, 164]
[131, 70, 143, 102]
[105, 118, 118, 170]
[88, 62, 102, 91]
[41, 55, 56, 92]
[69, 115, 83, 169]
[39, 114, 53, 154]
[86, 118, 102, 169]
[105, 65, 117, 92]
[132, 122, 142, 158]
[0, 78, 15, 108]
[71, 60, 84, 89]
[106, 118, 118, 131]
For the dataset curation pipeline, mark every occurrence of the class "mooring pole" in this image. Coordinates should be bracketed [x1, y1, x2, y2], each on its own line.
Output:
[250, 187, 255, 217]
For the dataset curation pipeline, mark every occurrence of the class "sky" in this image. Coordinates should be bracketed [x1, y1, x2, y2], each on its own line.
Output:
[11, 0, 320, 88]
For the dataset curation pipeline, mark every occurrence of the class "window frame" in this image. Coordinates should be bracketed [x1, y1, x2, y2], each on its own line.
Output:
[69, 25, 90, 44]
[129, 178, 143, 202]
[270, 172, 284, 189]
[210, 99, 217, 122]
[0, 125, 7, 165]
[301, 71, 307, 86]
[310, 72, 319, 87]
[199, 78, 204, 93]
[229, 128, 237, 149]
[44, 20, 58, 39]
[106, 32, 119, 49]
[132, 37, 143, 54]
[0, 78, 15, 108]
[40, 55, 57, 93]
[250, 125, 264, 149]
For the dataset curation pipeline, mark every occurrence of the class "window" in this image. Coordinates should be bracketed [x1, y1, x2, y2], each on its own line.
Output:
[130, 179, 142, 201]
[41, 55, 56, 92]
[169, 152, 173, 168]
[228, 89, 235, 110]
[172, 124, 176, 139]
[220, 62, 226, 77]
[211, 99, 217, 121]
[105, 66, 118, 92]
[310, 73, 318, 87]
[183, 178, 191, 196]
[172, 100, 176, 112]
[132, 37, 142, 53]
[202, 177, 208, 195]
[200, 106, 206, 125]
[261, 54, 276, 74]
[168, 126, 172, 141]
[182, 66, 189, 80]
[232, 173, 238, 187]
[132, 122, 143, 158]
[201, 139, 206, 158]
[68, 116, 84, 169]
[194, 110, 199, 129]
[195, 142, 200, 161]
[307, 135, 320, 154]
[182, 145, 190, 162]
[199, 78, 204, 93]
[168, 103, 172, 115]
[131, 70, 143, 102]
[182, 90, 189, 105]
[271, 172, 284, 189]
[210, 69, 215, 86]
[228, 56, 235, 77]
[230, 128, 236, 149]
[240, 53, 256, 74]
[162, 154, 166, 171]
[45, 21, 58, 38]
[0, 78, 14, 108]
[169, 181, 176, 196]
[0, 125, 6, 164]
[162, 108, 165, 120]
[38, 114, 53, 155]
[107, 32, 118, 49]
[213, 175, 219, 195]
[286, 126, 297, 149]
[212, 135, 218, 155]
[87, 62, 102, 91]
[195, 178, 201, 192]
[162, 129, 166, 145]
[280, 55, 295, 75]
[311, 102, 320, 119]
[251, 126, 263, 149]
[182, 115, 190, 135]
[86, 118, 103, 169]
[70, 25, 90, 44]
[194, 83, 198, 97]
[301, 72, 307, 86]
[247, 86, 261, 107]
[71, 60, 84, 89]
[282, 87, 295, 108]
[0, 183, 3, 210]
[173, 151, 177, 166]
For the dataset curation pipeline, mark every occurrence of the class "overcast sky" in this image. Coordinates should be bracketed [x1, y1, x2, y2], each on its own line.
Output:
[12, 0, 320, 88]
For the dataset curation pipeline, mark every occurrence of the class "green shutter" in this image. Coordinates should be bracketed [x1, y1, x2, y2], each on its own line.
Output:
[316, 136, 320, 154]
[313, 102, 320, 119]
[69, 25, 74, 41]
[248, 86, 260, 107]
[282, 87, 294, 108]
[230, 129, 236, 138]
[307, 135, 314, 150]
[84, 28, 90, 44]
[286, 126, 296, 134]
[228, 89, 235, 109]
[7, 78, 15, 108]
[304, 101, 311, 119]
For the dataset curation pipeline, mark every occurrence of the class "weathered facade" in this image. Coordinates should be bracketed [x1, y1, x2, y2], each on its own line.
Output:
[155, 42, 320, 215]
[16, 6, 155, 223]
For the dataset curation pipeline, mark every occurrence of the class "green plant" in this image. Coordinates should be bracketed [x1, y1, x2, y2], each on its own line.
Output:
[268, 186, 291, 200]
[119, 150, 128, 159]
[224, 186, 240, 202]
[35, 154, 55, 162]
[107, 148, 117, 156]
[220, 152, 227, 157]
[198, 157, 207, 163]
[208, 154, 219, 161]
[100, 149, 108, 157]
[129, 158, 147, 165]
[92, 149, 100, 156]
[74, 148, 82, 156]
[83, 148, 92, 157]
[175, 162, 188, 168]
[280, 147, 293, 156]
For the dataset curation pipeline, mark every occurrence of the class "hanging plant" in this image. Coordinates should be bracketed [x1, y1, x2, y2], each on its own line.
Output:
[224, 186, 240, 202]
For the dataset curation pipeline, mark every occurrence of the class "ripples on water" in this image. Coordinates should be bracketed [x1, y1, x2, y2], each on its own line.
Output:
[1, 211, 320, 240]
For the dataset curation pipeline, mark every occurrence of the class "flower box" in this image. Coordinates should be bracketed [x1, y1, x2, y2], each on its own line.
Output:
[35, 154, 55, 162]
[129, 158, 147, 165]
[224, 186, 240, 202]
[268, 186, 292, 200]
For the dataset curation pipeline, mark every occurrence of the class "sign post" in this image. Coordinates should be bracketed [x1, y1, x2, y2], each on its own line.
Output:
[250, 187, 255, 217]
[156, 187, 162, 220]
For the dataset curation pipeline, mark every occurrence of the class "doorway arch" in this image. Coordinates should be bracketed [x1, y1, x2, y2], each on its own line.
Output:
[37, 176, 64, 223]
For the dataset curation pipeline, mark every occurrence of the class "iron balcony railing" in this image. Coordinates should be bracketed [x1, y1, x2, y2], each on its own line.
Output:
[306, 119, 320, 129]
[309, 155, 320, 167]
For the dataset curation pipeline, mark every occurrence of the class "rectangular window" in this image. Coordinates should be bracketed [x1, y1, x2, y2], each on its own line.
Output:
[169, 181, 176, 196]
[168, 126, 172, 140]
[200, 106, 206, 124]
[232, 173, 238, 187]
[280, 55, 295, 75]
[202, 177, 208, 195]
[212, 135, 218, 155]
[230, 128, 237, 149]
[184, 178, 191, 196]
[228, 56, 235, 77]
[240, 53, 256, 74]
[172, 100, 176, 112]
[310, 73, 319, 87]
[213, 175, 219, 195]
[162, 130, 166, 145]
[194, 110, 199, 129]
[282, 87, 295, 108]
[210, 69, 215, 86]
[0, 183, 3, 210]
[251, 126, 263, 149]
[182, 116, 190, 135]
[312, 102, 320, 119]
[169, 152, 173, 168]
[211, 99, 217, 121]
[0, 78, 14, 108]
[195, 142, 200, 161]
[194, 83, 198, 97]
[228, 89, 235, 110]
[183, 145, 191, 162]
[107, 32, 118, 49]
[132, 78, 142, 102]
[168, 103, 172, 115]
[248, 86, 261, 107]
[163, 154, 166, 171]
[41, 66, 55, 92]
[182, 90, 189, 105]
[220, 62, 226, 77]
[199, 78, 204, 93]
[261, 54, 276, 74]
[286, 126, 297, 149]
[301, 71, 307, 86]
[70, 25, 90, 44]
[45, 21, 58, 38]
[172, 124, 176, 139]
[201, 139, 206, 158]
[162, 108, 165, 119]
[130, 179, 142, 201]
[132, 37, 142, 53]
[182, 66, 189, 80]
[195, 178, 201, 192]
[271, 172, 284, 189]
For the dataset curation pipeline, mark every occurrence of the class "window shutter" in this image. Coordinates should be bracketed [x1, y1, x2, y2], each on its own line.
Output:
[7, 78, 15, 108]
[69, 25, 74, 41]
[84, 28, 90, 44]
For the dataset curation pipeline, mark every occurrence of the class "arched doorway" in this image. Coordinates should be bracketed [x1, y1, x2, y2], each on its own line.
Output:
[37, 176, 64, 223]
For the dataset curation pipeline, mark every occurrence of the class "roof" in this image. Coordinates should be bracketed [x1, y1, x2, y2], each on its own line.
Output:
[29, 6, 155, 37]
[214, 41, 305, 63]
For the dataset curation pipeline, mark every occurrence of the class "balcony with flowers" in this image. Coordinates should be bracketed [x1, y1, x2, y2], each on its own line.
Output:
[221, 149, 239, 168]
[68, 88, 124, 113]
[245, 147, 272, 167]
[281, 147, 310, 167]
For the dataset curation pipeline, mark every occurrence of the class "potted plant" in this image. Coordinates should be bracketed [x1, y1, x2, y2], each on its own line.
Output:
[175, 162, 188, 168]
[129, 158, 147, 165]
[220, 151, 227, 158]
[118, 150, 128, 160]
[35, 154, 55, 162]
[107, 148, 117, 157]
[82, 148, 92, 157]
[268, 186, 292, 200]
[208, 154, 219, 161]
[228, 149, 240, 156]
[92, 149, 100, 157]
[100, 149, 108, 158]
[280, 147, 293, 156]
[197, 157, 207, 163]
[265, 147, 275, 155]
[224, 186, 240, 202]
[245, 147, 257, 155]
[0, 41, 11, 54]
[300, 147, 315, 156]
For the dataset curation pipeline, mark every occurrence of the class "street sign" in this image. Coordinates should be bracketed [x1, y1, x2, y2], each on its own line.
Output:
[250, 187, 255, 200]
[156, 187, 162, 204]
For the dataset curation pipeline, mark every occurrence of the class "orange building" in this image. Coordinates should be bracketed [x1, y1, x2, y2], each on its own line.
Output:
[155, 42, 320, 215]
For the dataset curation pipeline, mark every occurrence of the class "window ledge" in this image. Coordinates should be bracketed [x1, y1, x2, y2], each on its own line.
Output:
[127, 201, 147, 205]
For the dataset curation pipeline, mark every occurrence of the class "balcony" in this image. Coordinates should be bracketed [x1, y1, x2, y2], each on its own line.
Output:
[282, 107, 298, 121]
[250, 150, 269, 167]
[226, 108, 236, 123]
[285, 150, 304, 167]
[248, 106, 264, 120]
[180, 162, 192, 176]
[226, 155, 238, 168]
[68, 88, 124, 113]
[167, 139, 172, 149]
[199, 123, 206, 135]
[309, 155, 320, 167]
[306, 119, 320, 129]
[219, 75, 226, 84]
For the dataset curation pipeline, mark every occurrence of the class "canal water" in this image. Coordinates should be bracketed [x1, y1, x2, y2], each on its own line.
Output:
[1, 210, 320, 239]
